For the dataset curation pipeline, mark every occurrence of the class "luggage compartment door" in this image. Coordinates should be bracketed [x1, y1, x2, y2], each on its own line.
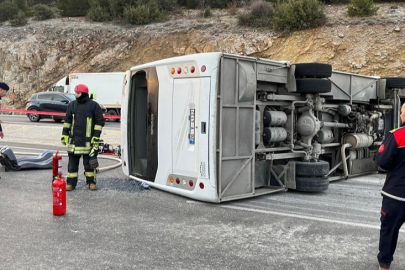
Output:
[172, 78, 210, 178]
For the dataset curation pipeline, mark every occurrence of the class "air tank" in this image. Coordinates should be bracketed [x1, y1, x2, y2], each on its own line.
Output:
[263, 127, 288, 144]
[263, 110, 287, 127]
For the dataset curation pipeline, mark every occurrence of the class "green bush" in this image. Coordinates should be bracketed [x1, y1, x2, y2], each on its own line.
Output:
[58, 0, 90, 16]
[87, 5, 111, 21]
[10, 10, 27, 25]
[273, 0, 326, 32]
[123, 4, 150, 24]
[123, 1, 168, 24]
[32, 3, 54, 20]
[347, 0, 378, 16]
[0, 1, 19, 22]
[148, 0, 161, 19]
[202, 6, 212, 17]
[158, 0, 177, 10]
[186, 0, 198, 8]
[13, 0, 28, 11]
[28, 0, 54, 5]
[206, 0, 229, 8]
[238, 0, 274, 27]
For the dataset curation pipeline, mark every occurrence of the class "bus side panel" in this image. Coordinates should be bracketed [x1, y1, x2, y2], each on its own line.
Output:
[154, 66, 174, 185]
[121, 71, 131, 176]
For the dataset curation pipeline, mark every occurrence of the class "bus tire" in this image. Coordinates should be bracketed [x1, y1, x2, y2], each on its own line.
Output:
[385, 77, 405, 88]
[295, 161, 329, 177]
[294, 63, 332, 78]
[295, 176, 329, 192]
[296, 78, 332, 93]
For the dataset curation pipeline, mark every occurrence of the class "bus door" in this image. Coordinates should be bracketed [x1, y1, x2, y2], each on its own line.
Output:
[172, 78, 210, 179]
[128, 69, 159, 181]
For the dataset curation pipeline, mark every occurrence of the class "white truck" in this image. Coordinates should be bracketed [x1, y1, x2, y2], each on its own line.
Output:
[120, 52, 405, 202]
[52, 72, 125, 121]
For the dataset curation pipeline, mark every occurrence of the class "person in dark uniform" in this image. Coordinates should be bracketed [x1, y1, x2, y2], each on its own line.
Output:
[61, 84, 105, 191]
[0, 82, 10, 139]
[377, 103, 405, 270]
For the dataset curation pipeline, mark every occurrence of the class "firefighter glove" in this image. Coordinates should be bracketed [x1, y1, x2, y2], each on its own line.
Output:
[61, 135, 68, 146]
[89, 147, 99, 169]
[91, 137, 100, 148]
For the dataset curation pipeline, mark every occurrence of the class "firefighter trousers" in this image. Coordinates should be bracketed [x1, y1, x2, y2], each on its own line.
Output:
[377, 196, 405, 265]
[67, 153, 96, 186]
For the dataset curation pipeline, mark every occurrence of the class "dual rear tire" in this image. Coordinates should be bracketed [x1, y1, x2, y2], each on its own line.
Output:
[294, 63, 332, 94]
[295, 161, 329, 192]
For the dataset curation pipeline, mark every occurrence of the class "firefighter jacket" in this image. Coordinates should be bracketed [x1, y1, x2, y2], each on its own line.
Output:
[377, 122, 405, 201]
[62, 96, 105, 155]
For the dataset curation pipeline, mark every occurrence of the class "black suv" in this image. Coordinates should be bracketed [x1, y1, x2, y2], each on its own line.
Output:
[26, 92, 106, 122]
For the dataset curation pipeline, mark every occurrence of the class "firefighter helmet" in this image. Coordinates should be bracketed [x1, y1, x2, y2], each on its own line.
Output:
[74, 84, 89, 94]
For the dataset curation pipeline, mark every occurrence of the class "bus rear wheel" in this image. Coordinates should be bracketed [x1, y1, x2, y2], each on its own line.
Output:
[295, 176, 329, 192]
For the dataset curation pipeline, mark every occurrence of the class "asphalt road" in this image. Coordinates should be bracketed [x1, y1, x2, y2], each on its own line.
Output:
[0, 116, 401, 270]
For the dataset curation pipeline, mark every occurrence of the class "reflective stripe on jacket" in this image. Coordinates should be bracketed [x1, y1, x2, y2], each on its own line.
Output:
[62, 97, 105, 155]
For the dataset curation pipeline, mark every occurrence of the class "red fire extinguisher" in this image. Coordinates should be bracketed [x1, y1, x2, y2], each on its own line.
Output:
[52, 150, 66, 216]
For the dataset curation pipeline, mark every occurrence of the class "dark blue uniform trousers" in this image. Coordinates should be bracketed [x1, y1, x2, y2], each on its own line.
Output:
[378, 196, 405, 265]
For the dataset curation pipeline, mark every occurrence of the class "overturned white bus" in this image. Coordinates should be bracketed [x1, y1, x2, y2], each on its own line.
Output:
[121, 52, 404, 202]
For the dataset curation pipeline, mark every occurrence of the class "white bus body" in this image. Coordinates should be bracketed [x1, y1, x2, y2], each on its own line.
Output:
[121, 52, 402, 202]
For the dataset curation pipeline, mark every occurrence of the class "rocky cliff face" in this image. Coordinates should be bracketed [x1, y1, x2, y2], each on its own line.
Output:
[1, 4, 405, 108]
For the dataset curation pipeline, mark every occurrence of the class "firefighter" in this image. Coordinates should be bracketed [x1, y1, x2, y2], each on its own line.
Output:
[61, 84, 105, 191]
[376, 102, 405, 270]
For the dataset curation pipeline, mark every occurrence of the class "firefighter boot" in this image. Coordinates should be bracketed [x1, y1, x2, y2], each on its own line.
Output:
[66, 185, 75, 191]
[89, 183, 97, 190]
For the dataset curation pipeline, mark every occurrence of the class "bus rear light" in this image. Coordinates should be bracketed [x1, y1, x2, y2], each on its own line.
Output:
[171, 68, 175, 75]
[201, 65, 206, 72]
[191, 66, 195, 73]
[169, 177, 174, 183]
[177, 68, 182, 74]
[189, 180, 194, 187]
[176, 178, 180, 184]
[184, 67, 188, 74]
[199, 182, 204, 189]
[123, 161, 126, 166]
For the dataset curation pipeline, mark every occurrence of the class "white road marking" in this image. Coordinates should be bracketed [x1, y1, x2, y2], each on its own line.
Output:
[188, 200, 405, 232]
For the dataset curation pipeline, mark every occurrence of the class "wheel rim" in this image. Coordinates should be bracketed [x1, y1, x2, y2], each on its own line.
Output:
[106, 110, 117, 122]
[28, 110, 39, 121]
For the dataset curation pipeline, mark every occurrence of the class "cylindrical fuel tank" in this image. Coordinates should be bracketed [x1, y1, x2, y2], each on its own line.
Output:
[263, 127, 288, 144]
[263, 110, 287, 127]
[344, 133, 373, 149]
